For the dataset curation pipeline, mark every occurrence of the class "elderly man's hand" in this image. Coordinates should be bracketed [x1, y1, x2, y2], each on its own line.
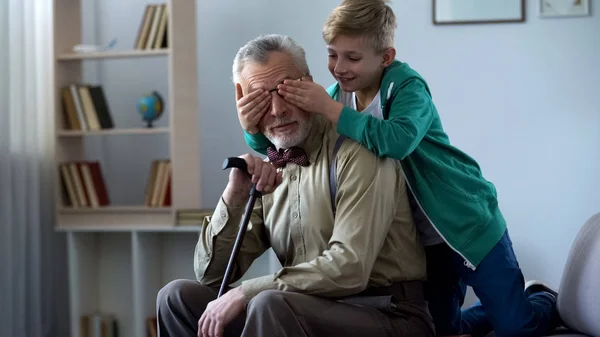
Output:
[197, 287, 246, 337]
[235, 83, 270, 134]
[223, 154, 283, 207]
[277, 77, 343, 124]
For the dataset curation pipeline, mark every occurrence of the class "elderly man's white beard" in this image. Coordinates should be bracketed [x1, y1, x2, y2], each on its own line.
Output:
[264, 116, 313, 150]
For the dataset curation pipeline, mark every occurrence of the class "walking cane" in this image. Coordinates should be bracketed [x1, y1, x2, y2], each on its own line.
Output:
[217, 157, 263, 298]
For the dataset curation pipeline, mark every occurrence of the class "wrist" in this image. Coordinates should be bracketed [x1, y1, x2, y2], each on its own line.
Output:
[230, 286, 248, 307]
[325, 100, 343, 124]
[223, 184, 250, 207]
[245, 126, 259, 135]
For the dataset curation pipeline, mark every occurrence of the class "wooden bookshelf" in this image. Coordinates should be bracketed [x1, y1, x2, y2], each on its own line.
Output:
[52, 0, 201, 230]
[58, 205, 173, 213]
[57, 127, 170, 137]
[57, 48, 170, 61]
[51, 2, 207, 337]
[56, 223, 202, 233]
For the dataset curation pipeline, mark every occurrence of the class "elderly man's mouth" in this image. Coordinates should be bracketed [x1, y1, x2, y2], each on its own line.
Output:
[272, 122, 297, 132]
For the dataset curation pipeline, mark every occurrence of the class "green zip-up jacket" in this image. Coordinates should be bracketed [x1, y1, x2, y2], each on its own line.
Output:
[242, 60, 506, 268]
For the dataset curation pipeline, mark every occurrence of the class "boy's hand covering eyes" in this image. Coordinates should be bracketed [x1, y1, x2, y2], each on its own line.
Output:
[277, 77, 343, 124]
[235, 83, 271, 134]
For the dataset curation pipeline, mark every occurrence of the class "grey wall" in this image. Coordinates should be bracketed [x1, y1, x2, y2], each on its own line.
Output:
[85, 0, 600, 300]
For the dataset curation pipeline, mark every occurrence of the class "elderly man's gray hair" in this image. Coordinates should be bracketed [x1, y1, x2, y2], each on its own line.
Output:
[232, 34, 311, 84]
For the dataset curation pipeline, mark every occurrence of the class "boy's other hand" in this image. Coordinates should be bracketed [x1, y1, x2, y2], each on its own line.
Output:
[278, 78, 343, 124]
[235, 83, 271, 134]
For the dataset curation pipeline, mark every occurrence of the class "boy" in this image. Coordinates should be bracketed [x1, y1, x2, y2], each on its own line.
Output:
[236, 1, 560, 336]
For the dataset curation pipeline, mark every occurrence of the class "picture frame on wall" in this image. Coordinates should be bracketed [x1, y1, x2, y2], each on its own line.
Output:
[539, 0, 591, 17]
[433, 0, 525, 25]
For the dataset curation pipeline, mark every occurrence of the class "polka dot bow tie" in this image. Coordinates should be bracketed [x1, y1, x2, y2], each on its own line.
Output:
[266, 146, 310, 168]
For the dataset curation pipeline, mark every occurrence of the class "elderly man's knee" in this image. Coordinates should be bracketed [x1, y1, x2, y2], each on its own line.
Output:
[156, 279, 214, 314]
[247, 290, 290, 314]
[157, 279, 187, 310]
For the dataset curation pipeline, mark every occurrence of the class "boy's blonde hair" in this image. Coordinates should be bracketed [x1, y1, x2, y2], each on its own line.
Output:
[323, 0, 397, 52]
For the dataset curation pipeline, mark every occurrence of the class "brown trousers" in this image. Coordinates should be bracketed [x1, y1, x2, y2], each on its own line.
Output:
[156, 279, 435, 337]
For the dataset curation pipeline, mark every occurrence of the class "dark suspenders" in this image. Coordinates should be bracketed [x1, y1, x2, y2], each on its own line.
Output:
[328, 87, 391, 216]
[329, 135, 347, 216]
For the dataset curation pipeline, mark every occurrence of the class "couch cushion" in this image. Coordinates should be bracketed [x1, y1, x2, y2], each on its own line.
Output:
[557, 213, 600, 337]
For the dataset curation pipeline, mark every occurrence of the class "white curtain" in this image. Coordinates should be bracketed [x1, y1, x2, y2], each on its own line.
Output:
[0, 1, 69, 337]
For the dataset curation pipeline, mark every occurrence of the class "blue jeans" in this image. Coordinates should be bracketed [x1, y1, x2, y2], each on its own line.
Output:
[424, 230, 558, 337]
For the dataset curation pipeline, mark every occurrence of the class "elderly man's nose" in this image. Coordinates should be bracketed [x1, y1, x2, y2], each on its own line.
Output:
[270, 93, 287, 116]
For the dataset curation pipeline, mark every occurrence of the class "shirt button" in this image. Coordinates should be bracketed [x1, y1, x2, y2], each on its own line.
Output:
[291, 175, 297, 181]
[220, 210, 227, 218]
[292, 212, 298, 218]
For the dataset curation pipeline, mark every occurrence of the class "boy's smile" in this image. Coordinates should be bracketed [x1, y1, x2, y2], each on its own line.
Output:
[337, 75, 356, 86]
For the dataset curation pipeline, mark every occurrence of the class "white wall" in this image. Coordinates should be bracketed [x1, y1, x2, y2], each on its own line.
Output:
[87, 0, 599, 300]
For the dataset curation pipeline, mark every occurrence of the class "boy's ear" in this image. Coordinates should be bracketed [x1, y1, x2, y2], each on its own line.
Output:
[381, 47, 396, 67]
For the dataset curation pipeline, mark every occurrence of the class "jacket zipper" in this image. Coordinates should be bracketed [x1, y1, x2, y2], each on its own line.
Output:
[400, 163, 476, 270]
[344, 82, 475, 270]
[381, 82, 476, 270]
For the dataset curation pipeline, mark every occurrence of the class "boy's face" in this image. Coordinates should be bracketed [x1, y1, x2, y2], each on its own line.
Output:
[326, 35, 391, 93]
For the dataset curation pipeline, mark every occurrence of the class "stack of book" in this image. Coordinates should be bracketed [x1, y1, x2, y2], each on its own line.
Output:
[147, 316, 157, 337]
[59, 161, 110, 208]
[134, 3, 169, 50]
[61, 84, 114, 131]
[144, 159, 172, 207]
[80, 313, 117, 337]
[176, 208, 214, 226]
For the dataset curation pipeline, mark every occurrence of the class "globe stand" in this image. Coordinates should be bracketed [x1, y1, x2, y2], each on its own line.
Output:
[137, 91, 164, 129]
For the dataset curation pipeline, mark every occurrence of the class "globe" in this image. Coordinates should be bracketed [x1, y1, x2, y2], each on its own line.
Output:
[137, 91, 164, 128]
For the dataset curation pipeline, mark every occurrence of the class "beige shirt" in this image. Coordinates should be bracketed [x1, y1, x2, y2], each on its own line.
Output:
[194, 115, 426, 301]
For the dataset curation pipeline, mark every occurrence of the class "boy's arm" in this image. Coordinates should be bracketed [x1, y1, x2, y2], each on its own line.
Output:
[243, 130, 271, 156]
[238, 142, 400, 301]
[336, 78, 434, 160]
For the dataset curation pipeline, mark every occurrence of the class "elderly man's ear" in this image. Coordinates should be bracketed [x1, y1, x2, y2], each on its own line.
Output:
[235, 83, 244, 101]
[302, 75, 314, 82]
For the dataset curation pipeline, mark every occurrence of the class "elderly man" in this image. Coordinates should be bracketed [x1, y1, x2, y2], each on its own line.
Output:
[156, 34, 434, 337]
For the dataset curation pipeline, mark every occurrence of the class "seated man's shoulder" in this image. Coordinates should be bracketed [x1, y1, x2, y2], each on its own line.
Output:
[326, 125, 390, 162]
[316, 116, 400, 180]
[330, 131, 400, 177]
